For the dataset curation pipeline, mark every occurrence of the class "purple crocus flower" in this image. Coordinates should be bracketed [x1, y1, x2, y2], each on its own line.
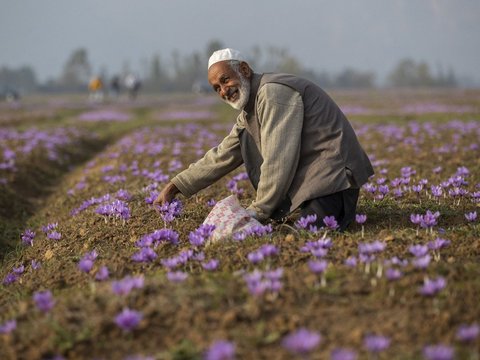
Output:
[427, 238, 451, 251]
[408, 244, 429, 257]
[189, 224, 216, 247]
[78, 258, 94, 273]
[323, 216, 339, 230]
[3, 272, 18, 285]
[465, 211, 477, 222]
[131, 247, 158, 263]
[282, 328, 322, 355]
[308, 259, 328, 274]
[330, 348, 358, 360]
[202, 259, 219, 271]
[295, 214, 317, 229]
[115, 308, 142, 332]
[385, 268, 403, 281]
[412, 254, 431, 269]
[111, 275, 144, 296]
[31, 259, 41, 270]
[206, 199, 217, 207]
[410, 214, 423, 226]
[21, 229, 35, 246]
[78, 250, 98, 273]
[344, 256, 358, 267]
[247, 251, 264, 264]
[421, 210, 440, 228]
[456, 323, 479, 342]
[0, 319, 17, 334]
[42, 222, 58, 233]
[358, 240, 386, 255]
[95, 266, 110, 281]
[363, 335, 390, 353]
[419, 277, 446, 296]
[33, 290, 55, 313]
[355, 214, 367, 224]
[167, 271, 188, 283]
[47, 231, 62, 240]
[205, 340, 236, 360]
[422, 344, 454, 360]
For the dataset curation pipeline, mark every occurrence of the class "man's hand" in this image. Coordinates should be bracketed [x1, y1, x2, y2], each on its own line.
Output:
[153, 182, 180, 207]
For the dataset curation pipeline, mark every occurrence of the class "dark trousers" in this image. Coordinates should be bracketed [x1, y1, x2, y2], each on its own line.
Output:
[239, 129, 359, 231]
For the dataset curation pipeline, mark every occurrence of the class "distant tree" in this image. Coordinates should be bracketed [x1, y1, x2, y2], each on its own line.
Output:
[144, 54, 170, 92]
[205, 39, 225, 59]
[59, 48, 91, 89]
[334, 68, 375, 88]
[387, 58, 448, 87]
[0, 66, 38, 93]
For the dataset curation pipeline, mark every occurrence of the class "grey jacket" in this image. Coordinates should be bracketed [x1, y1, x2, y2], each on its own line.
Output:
[171, 73, 374, 218]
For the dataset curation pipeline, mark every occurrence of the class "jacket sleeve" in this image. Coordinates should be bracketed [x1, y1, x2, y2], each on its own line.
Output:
[247, 83, 304, 220]
[171, 115, 245, 197]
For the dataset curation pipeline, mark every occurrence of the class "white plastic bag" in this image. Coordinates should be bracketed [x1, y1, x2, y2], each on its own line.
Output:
[203, 195, 262, 243]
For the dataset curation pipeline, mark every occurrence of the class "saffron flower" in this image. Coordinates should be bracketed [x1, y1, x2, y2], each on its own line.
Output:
[31, 259, 41, 270]
[42, 222, 58, 233]
[115, 308, 142, 332]
[355, 214, 367, 224]
[385, 268, 403, 281]
[21, 229, 35, 246]
[205, 340, 236, 360]
[456, 323, 479, 342]
[33, 290, 55, 313]
[156, 199, 183, 223]
[295, 214, 317, 229]
[323, 215, 339, 230]
[243, 268, 283, 296]
[465, 211, 477, 222]
[412, 254, 431, 269]
[47, 231, 62, 240]
[419, 277, 446, 296]
[0, 319, 16, 334]
[131, 247, 157, 263]
[308, 259, 328, 274]
[202, 259, 219, 271]
[408, 244, 429, 257]
[3, 272, 18, 285]
[111, 275, 144, 296]
[189, 224, 216, 247]
[77, 250, 98, 273]
[95, 266, 109, 281]
[167, 271, 188, 283]
[422, 344, 454, 360]
[330, 348, 358, 360]
[206, 199, 217, 207]
[344, 256, 357, 267]
[363, 335, 391, 353]
[282, 328, 322, 355]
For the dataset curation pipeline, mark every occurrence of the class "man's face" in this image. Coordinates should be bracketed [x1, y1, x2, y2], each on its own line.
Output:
[208, 61, 251, 110]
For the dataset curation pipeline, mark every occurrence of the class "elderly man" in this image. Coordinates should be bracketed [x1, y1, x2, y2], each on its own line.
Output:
[155, 48, 374, 231]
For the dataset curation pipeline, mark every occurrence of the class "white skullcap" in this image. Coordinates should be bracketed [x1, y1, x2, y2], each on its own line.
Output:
[208, 48, 246, 70]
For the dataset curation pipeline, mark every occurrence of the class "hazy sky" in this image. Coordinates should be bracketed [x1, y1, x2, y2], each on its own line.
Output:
[1, 0, 479, 84]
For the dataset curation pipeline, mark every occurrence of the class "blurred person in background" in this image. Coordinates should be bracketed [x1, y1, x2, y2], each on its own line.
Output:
[155, 48, 374, 231]
[124, 73, 141, 100]
[110, 75, 121, 99]
[88, 76, 104, 103]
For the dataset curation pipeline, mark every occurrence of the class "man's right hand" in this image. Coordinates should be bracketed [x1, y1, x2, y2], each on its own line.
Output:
[153, 182, 180, 207]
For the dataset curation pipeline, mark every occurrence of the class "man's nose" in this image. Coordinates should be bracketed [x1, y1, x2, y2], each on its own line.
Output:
[220, 86, 229, 98]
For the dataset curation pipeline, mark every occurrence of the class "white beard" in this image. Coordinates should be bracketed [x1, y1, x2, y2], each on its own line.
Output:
[224, 75, 251, 110]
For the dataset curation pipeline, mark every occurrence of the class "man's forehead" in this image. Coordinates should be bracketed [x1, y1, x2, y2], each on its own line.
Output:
[208, 61, 234, 82]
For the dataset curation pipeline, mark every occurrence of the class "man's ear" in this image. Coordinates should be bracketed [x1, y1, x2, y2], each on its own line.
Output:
[240, 62, 252, 79]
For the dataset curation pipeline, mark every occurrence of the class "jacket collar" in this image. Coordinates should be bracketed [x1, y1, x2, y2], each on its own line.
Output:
[242, 73, 263, 114]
